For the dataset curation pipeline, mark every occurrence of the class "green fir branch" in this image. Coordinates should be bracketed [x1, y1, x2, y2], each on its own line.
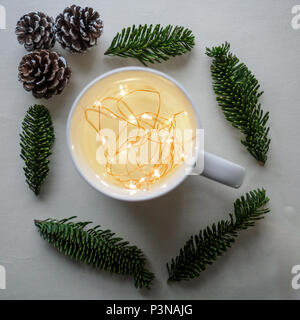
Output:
[105, 24, 195, 66]
[20, 105, 55, 195]
[34, 217, 154, 289]
[167, 188, 270, 282]
[206, 42, 270, 165]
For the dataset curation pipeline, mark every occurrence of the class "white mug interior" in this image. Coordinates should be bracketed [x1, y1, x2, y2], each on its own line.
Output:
[66, 67, 202, 201]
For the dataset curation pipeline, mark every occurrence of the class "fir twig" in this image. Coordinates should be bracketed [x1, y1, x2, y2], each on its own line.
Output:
[34, 217, 154, 289]
[105, 24, 195, 66]
[167, 188, 270, 282]
[20, 105, 55, 195]
[206, 42, 271, 165]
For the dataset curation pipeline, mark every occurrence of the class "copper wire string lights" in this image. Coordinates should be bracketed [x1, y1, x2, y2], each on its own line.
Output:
[84, 89, 194, 190]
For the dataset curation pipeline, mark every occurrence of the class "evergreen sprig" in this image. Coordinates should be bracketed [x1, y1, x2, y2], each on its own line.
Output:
[105, 24, 195, 66]
[20, 105, 55, 195]
[167, 188, 270, 282]
[34, 217, 154, 289]
[206, 42, 270, 165]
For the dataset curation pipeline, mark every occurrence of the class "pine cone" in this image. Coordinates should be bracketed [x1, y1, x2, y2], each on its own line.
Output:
[15, 12, 56, 51]
[18, 50, 72, 99]
[55, 5, 103, 53]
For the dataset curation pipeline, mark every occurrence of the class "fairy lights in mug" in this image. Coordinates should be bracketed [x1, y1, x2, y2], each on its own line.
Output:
[84, 89, 194, 190]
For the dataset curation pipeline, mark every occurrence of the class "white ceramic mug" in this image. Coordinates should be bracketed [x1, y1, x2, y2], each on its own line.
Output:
[67, 67, 245, 201]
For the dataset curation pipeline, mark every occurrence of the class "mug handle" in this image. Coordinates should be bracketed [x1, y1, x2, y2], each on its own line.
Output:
[192, 152, 246, 188]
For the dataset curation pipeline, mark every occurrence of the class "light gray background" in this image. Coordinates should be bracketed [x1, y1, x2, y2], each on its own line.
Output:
[0, 0, 299, 300]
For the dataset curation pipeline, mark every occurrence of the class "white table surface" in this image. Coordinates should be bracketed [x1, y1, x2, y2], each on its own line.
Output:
[0, 0, 300, 300]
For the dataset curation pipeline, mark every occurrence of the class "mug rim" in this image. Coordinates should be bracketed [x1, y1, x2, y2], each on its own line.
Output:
[66, 66, 202, 201]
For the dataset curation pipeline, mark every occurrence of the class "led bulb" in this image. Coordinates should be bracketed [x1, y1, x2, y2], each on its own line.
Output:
[128, 182, 137, 190]
[153, 169, 160, 178]
[129, 115, 137, 124]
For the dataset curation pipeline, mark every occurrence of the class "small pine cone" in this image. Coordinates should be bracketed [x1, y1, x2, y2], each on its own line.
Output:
[15, 12, 56, 51]
[18, 50, 72, 99]
[55, 5, 103, 53]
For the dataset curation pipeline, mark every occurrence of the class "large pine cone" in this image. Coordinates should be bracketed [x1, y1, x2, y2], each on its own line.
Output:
[55, 5, 103, 53]
[18, 50, 72, 99]
[15, 12, 56, 51]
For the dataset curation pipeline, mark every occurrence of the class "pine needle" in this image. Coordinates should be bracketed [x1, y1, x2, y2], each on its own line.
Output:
[105, 24, 195, 66]
[206, 42, 271, 164]
[167, 188, 270, 281]
[34, 217, 154, 289]
[20, 105, 55, 195]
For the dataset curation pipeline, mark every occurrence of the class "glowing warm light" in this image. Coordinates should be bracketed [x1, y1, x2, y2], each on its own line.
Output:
[100, 136, 107, 144]
[84, 89, 191, 190]
[128, 182, 137, 190]
[119, 84, 126, 96]
[142, 113, 152, 120]
[153, 169, 161, 178]
[129, 115, 137, 124]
